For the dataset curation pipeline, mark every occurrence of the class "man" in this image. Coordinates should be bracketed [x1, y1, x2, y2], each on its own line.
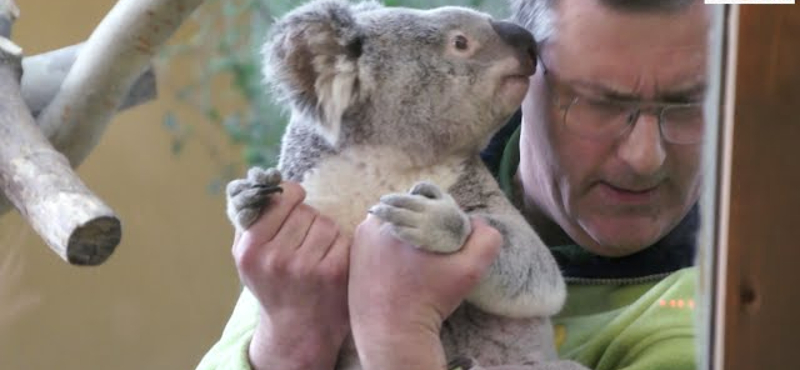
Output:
[197, 0, 708, 369]
[474, 0, 707, 368]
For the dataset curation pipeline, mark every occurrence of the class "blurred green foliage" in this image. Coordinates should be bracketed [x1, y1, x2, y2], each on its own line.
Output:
[160, 0, 507, 191]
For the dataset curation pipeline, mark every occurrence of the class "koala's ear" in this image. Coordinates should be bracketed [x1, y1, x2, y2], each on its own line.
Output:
[351, 0, 382, 13]
[263, 0, 368, 145]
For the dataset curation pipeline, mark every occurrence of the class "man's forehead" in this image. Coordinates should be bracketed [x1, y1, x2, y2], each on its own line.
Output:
[543, 45, 708, 101]
[543, 0, 711, 100]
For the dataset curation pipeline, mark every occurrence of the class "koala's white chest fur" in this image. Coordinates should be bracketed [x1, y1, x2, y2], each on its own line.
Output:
[300, 146, 464, 235]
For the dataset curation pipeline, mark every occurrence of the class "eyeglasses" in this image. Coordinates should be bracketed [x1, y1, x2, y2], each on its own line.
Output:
[541, 62, 706, 145]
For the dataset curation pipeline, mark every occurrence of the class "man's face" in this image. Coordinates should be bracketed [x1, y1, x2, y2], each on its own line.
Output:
[518, 0, 709, 256]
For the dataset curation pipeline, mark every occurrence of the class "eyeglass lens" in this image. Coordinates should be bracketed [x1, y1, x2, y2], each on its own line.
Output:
[563, 98, 705, 144]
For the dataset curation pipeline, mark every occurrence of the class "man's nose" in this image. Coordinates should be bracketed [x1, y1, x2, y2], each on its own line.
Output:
[491, 20, 537, 63]
[617, 113, 667, 176]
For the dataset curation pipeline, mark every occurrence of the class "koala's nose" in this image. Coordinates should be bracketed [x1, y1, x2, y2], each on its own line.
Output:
[491, 20, 537, 62]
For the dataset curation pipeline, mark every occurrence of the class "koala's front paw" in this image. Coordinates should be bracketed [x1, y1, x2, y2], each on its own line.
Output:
[370, 181, 471, 253]
[226, 167, 283, 231]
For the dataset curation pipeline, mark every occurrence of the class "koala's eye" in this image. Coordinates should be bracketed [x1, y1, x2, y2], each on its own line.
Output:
[347, 36, 364, 58]
[453, 35, 469, 51]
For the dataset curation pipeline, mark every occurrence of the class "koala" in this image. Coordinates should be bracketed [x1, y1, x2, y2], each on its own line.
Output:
[226, 1, 586, 369]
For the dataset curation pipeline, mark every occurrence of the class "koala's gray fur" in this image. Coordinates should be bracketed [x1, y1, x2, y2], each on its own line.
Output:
[226, 1, 587, 369]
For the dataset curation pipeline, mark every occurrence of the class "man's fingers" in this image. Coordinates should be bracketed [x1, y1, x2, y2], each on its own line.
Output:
[320, 233, 351, 279]
[244, 182, 307, 245]
[298, 214, 341, 262]
[270, 203, 318, 252]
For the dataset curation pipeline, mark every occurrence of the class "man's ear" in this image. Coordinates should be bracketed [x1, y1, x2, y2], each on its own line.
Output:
[262, 0, 367, 145]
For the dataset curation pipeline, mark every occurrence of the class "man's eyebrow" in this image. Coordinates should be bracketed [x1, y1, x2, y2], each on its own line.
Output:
[569, 80, 707, 103]
[567, 81, 641, 101]
[658, 83, 707, 103]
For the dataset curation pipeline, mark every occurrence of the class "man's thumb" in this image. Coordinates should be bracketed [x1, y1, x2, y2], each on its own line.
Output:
[458, 218, 502, 272]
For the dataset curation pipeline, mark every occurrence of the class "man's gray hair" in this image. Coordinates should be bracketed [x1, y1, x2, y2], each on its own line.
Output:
[509, 0, 696, 42]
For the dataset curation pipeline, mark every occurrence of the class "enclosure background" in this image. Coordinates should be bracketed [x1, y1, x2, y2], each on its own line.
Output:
[0, 1, 504, 369]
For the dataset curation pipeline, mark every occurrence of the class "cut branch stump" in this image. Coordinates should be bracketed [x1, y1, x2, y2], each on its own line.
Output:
[0, 36, 120, 265]
[0, 0, 204, 265]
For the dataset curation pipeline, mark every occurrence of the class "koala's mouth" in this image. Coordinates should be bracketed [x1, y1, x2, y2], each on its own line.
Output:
[505, 74, 532, 82]
[501, 73, 533, 88]
[496, 71, 534, 107]
[512, 63, 537, 78]
[502, 64, 536, 83]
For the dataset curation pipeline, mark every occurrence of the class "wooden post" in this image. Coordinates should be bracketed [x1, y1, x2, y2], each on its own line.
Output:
[712, 4, 800, 370]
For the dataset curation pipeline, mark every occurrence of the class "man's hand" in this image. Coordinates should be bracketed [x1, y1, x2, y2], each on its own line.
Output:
[349, 215, 502, 370]
[231, 181, 350, 370]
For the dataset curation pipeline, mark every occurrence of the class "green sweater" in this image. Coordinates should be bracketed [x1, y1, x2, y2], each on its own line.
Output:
[196, 288, 268, 370]
[197, 125, 698, 370]
[552, 269, 696, 370]
[196, 271, 697, 370]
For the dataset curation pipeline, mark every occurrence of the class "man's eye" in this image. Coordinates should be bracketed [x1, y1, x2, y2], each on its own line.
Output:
[583, 98, 630, 115]
[585, 98, 619, 109]
[666, 106, 704, 122]
[453, 35, 469, 51]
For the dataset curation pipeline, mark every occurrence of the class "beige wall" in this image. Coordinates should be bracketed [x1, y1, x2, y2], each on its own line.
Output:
[0, 1, 246, 369]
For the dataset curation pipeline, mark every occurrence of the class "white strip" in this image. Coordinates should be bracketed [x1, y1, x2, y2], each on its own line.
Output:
[698, 4, 725, 369]
[713, 4, 740, 370]
[705, 0, 793, 4]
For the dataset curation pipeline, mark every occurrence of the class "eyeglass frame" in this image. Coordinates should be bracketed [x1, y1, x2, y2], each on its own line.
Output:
[536, 56, 706, 145]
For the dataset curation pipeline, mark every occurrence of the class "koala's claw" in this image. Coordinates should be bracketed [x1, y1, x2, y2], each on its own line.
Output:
[377, 193, 425, 212]
[253, 183, 284, 196]
[369, 203, 417, 227]
[247, 167, 282, 185]
[408, 181, 444, 200]
[372, 181, 471, 254]
[226, 167, 284, 231]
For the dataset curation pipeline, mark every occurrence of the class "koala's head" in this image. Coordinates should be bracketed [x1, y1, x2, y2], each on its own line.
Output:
[264, 0, 536, 159]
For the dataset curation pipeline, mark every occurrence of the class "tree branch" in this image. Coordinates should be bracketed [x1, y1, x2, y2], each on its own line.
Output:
[20, 43, 158, 117]
[0, 36, 121, 265]
[0, 44, 158, 217]
[36, 0, 205, 167]
[0, 0, 205, 265]
[0, 0, 19, 38]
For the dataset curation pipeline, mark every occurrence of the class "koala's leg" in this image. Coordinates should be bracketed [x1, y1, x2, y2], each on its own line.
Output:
[225, 167, 283, 231]
[369, 181, 472, 254]
[449, 358, 589, 370]
[449, 160, 566, 319]
[443, 308, 591, 370]
[443, 305, 560, 366]
[522, 361, 591, 370]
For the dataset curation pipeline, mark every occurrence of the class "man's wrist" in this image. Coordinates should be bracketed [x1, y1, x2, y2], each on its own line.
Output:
[248, 315, 344, 370]
[355, 326, 447, 370]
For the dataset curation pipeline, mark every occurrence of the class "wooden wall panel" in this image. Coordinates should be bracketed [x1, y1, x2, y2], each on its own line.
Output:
[721, 4, 800, 370]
